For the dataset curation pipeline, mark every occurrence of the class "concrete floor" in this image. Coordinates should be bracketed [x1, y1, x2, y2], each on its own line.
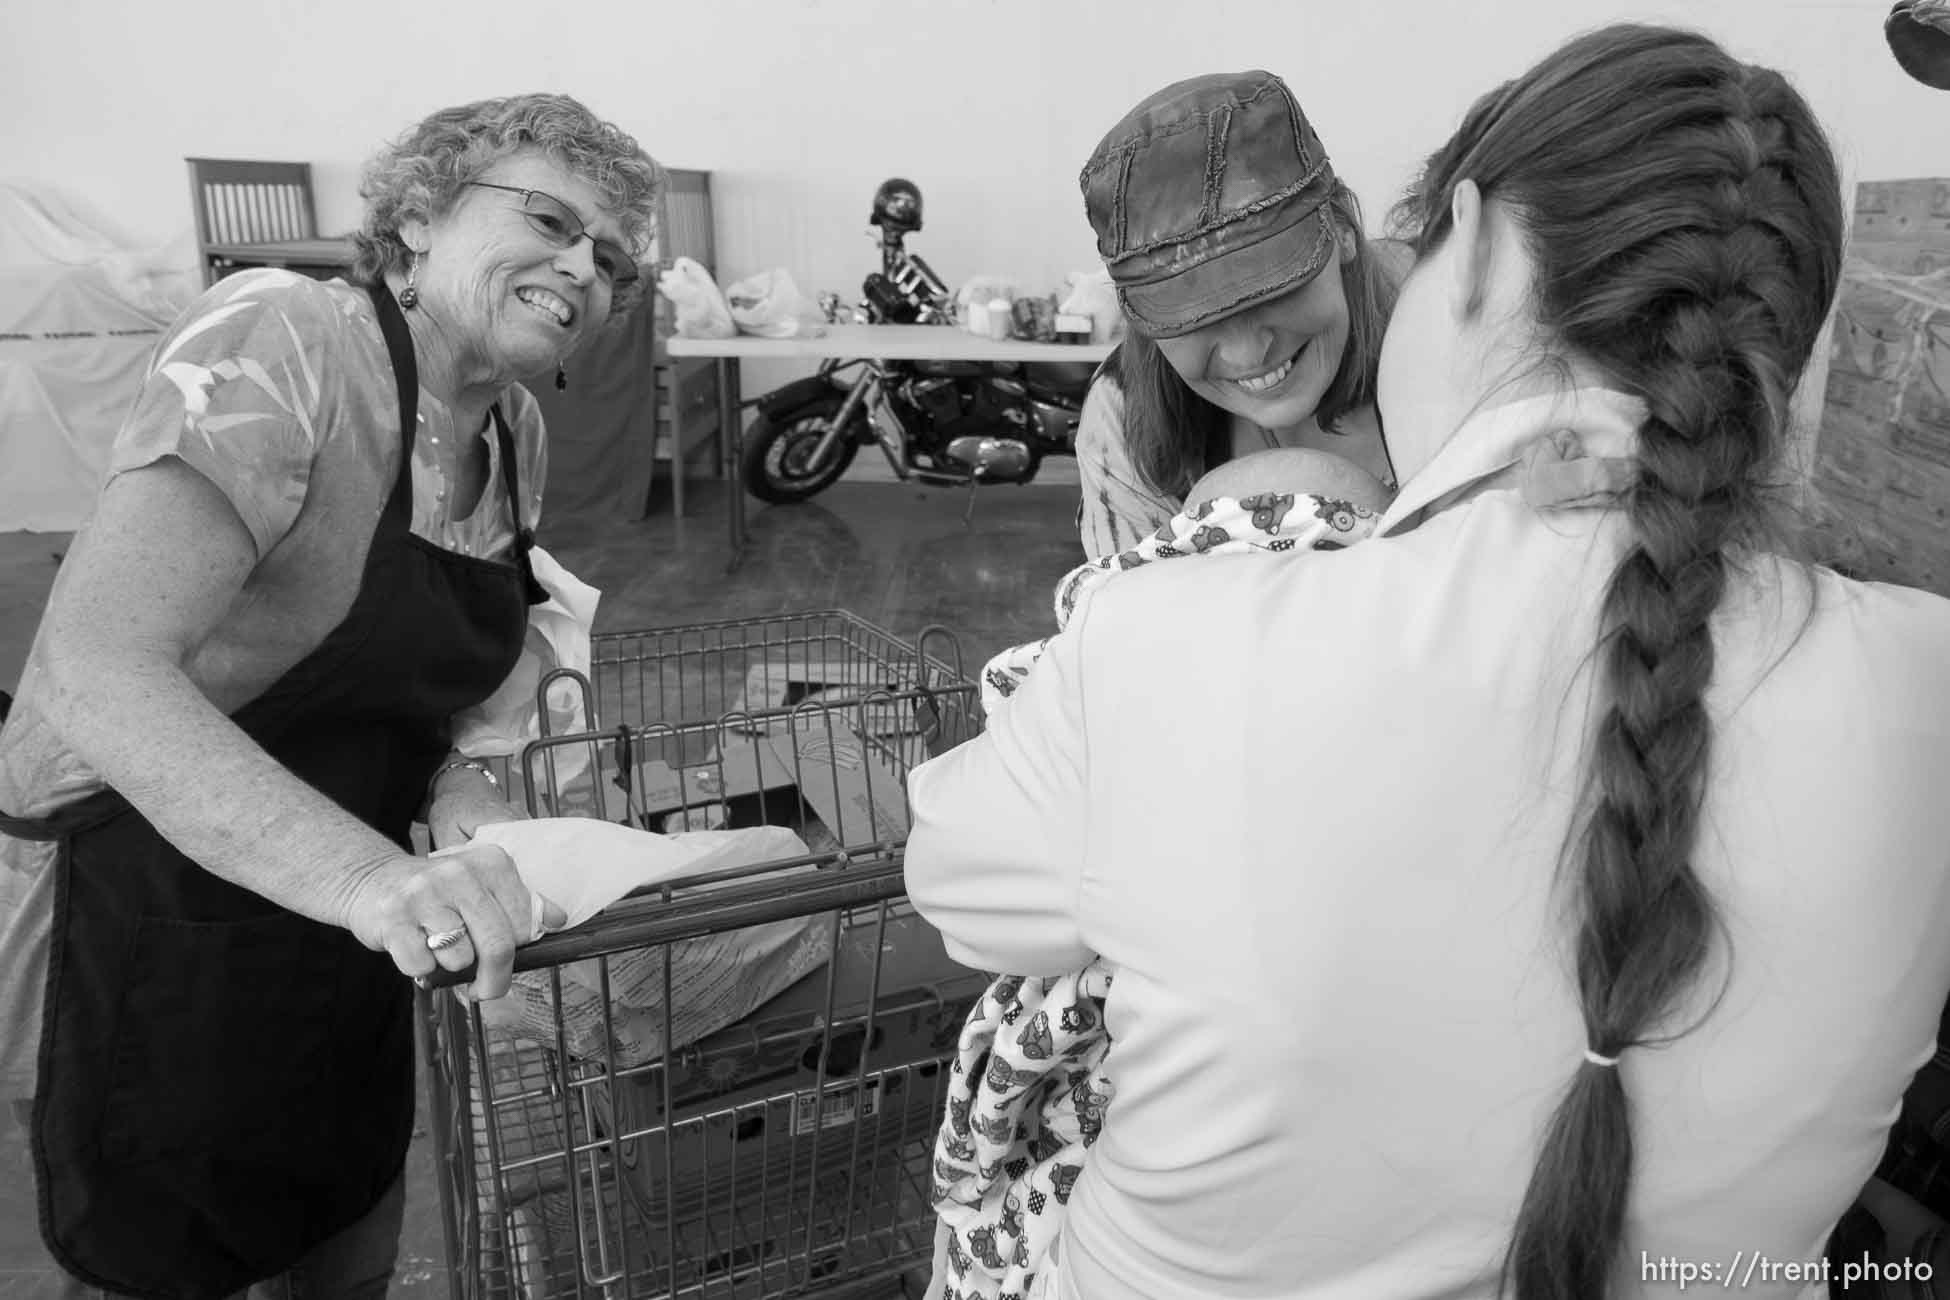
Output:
[0, 469, 1082, 1299]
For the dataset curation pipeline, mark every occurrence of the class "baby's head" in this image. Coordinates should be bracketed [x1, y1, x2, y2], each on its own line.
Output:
[1187, 447, 1393, 516]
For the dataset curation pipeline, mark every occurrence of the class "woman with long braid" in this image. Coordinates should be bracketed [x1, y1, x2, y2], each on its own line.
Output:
[903, 24, 1950, 1300]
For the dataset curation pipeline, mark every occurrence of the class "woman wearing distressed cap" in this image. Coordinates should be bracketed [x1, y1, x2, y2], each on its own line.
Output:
[1071, 69, 1409, 559]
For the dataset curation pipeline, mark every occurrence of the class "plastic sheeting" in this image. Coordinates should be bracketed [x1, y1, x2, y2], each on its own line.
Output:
[0, 179, 660, 536]
[0, 182, 199, 533]
[526, 291, 662, 528]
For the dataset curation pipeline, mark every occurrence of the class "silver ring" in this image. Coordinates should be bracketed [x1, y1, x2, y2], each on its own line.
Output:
[425, 925, 470, 953]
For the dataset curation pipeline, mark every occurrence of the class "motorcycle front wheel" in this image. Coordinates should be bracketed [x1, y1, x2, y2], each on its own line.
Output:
[740, 397, 864, 504]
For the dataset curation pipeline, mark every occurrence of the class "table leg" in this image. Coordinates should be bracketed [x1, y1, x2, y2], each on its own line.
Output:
[718, 357, 745, 559]
[669, 370, 686, 520]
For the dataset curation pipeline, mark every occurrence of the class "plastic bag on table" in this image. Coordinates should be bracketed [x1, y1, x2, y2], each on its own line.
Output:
[655, 255, 736, 339]
[1059, 267, 1125, 344]
[954, 275, 1017, 320]
[724, 267, 826, 339]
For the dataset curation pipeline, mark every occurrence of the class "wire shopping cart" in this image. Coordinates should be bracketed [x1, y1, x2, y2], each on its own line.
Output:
[418, 611, 988, 1300]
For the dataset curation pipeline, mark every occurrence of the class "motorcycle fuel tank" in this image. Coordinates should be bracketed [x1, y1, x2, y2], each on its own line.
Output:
[944, 435, 1034, 481]
[1029, 397, 1080, 448]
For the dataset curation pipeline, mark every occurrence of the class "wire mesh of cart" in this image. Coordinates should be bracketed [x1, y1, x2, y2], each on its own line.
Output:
[417, 611, 989, 1300]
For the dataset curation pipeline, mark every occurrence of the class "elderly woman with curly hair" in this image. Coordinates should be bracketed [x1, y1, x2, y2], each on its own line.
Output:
[0, 93, 662, 1297]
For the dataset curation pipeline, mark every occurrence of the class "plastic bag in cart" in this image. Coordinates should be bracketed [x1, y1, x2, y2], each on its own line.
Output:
[475, 824, 837, 1067]
[447, 545, 598, 784]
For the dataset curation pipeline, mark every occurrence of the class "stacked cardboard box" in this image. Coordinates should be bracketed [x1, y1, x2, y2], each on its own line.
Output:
[1809, 178, 1950, 594]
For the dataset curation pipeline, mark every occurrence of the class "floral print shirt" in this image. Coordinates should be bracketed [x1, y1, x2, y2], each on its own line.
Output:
[0, 269, 549, 1096]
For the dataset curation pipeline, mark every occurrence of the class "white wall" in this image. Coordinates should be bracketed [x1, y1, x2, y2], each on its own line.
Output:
[3, 0, 1941, 397]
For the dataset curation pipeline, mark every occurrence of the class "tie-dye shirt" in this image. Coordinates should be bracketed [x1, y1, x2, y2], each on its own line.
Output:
[0, 268, 549, 1096]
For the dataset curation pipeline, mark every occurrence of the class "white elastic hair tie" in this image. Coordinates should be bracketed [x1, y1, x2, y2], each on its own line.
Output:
[1584, 1047, 1620, 1068]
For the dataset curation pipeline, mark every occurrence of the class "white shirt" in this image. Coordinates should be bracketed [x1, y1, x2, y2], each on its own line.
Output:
[906, 387, 1950, 1299]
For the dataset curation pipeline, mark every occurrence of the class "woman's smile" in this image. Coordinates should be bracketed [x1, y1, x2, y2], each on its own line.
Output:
[513, 285, 577, 328]
[1225, 342, 1307, 395]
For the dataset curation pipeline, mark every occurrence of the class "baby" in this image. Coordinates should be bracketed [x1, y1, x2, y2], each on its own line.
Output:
[929, 449, 1390, 1300]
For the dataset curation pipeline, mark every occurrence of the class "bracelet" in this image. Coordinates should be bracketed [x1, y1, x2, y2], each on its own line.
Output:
[431, 757, 500, 795]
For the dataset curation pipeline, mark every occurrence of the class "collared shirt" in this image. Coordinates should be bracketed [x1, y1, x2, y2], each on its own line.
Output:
[0, 270, 548, 1096]
[907, 387, 1950, 1299]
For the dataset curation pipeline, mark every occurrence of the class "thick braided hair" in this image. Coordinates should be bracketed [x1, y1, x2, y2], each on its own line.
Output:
[1393, 25, 1844, 1300]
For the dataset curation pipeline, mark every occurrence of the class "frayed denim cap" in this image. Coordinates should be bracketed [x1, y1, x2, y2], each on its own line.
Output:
[1081, 70, 1340, 339]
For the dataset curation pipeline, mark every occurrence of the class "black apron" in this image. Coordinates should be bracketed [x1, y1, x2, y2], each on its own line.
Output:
[0, 282, 543, 1300]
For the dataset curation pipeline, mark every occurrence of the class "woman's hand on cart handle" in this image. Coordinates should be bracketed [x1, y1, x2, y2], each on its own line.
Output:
[343, 844, 564, 1000]
[412, 887, 566, 996]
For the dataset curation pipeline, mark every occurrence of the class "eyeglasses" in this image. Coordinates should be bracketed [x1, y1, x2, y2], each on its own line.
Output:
[463, 181, 640, 288]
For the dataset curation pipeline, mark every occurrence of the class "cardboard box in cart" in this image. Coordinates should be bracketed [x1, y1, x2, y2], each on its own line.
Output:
[595, 905, 986, 1173]
[525, 645, 956, 840]
[489, 912, 987, 1297]
[733, 656, 935, 739]
[435, 612, 993, 1299]
[613, 711, 915, 848]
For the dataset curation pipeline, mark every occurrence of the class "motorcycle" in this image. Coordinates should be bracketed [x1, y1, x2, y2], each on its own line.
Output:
[739, 179, 1096, 505]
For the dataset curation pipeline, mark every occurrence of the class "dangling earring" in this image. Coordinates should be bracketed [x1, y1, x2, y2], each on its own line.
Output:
[399, 253, 421, 310]
[555, 363, 567, 391]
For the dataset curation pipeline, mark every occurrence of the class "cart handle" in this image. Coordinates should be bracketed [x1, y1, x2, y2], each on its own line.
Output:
[417, 848, 910, 990]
